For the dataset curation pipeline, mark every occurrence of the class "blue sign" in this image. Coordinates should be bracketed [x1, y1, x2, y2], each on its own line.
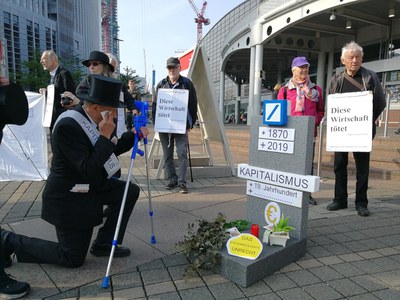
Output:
[262, 100, 287, 126]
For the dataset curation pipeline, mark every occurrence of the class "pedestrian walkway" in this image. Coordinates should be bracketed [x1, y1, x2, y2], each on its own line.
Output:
[1, 151, 400, 299]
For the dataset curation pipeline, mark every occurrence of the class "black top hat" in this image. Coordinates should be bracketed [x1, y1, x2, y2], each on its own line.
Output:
[82, 51, 114, 72]
[166, 57, 180, 68]
[0, 83, 29, 126]
[77, 75, 122, 108]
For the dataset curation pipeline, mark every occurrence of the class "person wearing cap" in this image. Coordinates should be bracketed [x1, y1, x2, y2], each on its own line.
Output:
[152, 57, 198, 194]
[277, 56, 324, 205]
[1, 75, 149, 270]
[0, 77, 30, 299]
[39, 50, 76, 133]
[326, 41, 386, 217]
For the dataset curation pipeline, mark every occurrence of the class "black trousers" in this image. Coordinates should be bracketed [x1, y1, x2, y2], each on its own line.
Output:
[334, 151, 370, 208]
[9, 179, 139, 268]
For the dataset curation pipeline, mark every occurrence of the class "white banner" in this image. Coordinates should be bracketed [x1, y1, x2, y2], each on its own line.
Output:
[43, 84, 54, 127]
[0, 92, 48, 181]
[326, 91, 373, 152]
[154, 88, 188, 134]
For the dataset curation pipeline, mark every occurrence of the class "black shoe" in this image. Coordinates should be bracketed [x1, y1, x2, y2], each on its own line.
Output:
[1, 230, 14, 268]
[357, 206, 370, 217]
[327, 202, 348, 211]
[165, 180, 177, 190]
[179, 184, 188, 194]
[309, 195, 317, 205]
[90, 242, 131, 257]
[394, 128, 400, 135]
[0, 272, 30, 299]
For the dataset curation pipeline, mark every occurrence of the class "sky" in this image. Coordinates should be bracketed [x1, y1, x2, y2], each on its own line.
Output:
[117, 0, 245, 87]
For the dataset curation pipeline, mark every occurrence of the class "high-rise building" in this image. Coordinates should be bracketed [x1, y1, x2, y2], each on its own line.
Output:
[101, 0, 119, 63]
[0, 0, 101, 80]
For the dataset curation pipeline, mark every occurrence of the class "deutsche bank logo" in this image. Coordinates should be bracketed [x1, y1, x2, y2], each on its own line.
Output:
[263, 100, 287, 126]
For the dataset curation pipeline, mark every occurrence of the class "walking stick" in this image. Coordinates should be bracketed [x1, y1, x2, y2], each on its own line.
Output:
[102, 101, 156, 288]
[187, 135, 193, 182]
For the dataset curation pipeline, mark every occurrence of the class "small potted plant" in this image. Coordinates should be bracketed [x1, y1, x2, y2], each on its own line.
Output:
[268, 214, 295, 247]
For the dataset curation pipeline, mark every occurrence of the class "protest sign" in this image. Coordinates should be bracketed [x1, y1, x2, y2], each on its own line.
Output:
[154, 88, 188, 134]
[326, 91, 373, 152]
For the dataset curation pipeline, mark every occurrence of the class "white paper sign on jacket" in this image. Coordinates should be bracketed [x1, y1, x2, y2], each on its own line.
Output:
[154, 88, 188, 134]
[0, 92, 49, 181]
[326, 91, 373, 152]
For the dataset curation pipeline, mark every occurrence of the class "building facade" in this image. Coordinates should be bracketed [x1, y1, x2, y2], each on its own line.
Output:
[201, 0, 400, 127]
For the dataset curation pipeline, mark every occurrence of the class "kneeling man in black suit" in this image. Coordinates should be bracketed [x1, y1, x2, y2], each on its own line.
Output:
[1, 74, 148, 268]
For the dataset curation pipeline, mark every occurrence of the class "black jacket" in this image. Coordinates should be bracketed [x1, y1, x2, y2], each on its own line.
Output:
[51, 66, 76, 130]
[152, 75, 198, 129]
[41, 105, 136, 229]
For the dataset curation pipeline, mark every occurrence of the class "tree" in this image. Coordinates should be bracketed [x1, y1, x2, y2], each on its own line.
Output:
[18, 50, 48, 92]
[118, 66, 145, 95]
[59, 48, 84, 84]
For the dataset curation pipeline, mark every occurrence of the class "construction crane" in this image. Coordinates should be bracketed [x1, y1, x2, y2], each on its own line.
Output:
[188, 0, 210, 45]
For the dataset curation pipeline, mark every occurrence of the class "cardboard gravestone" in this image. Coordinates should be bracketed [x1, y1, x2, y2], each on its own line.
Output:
[219, 113, 318, 287]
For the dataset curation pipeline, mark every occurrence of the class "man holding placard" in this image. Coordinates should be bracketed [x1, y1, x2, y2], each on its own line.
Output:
[152, 57, 198, 194]
[326, 41, 386, 217]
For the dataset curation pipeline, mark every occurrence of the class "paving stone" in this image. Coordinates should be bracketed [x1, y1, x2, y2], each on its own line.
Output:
[342, 241, 371, 252]
[145, 282, 176, 297]
[202, 274, 229, 286]
[167, 265, 188, 281]
[112, 272, 142, 290]
[372, 270, 400, 287]
[285, 269, 321, 286]
[138, 259, 165, 271]
[309, 235, 335, 246]
[279, 262, 302, 272]
[317, 256, 344, 266]
[308, 266, 344, 281]
[263, 273, 297, 292]
[337, 253, 364, 262]
[238, 280, 272, 297]
[351, 260, 387, 274]
[322, 243, 352, 255]
[248, 293, 282, 300]
[374, 236, 400, 247]
[174, 277, 205, 291]
[276, 287, 314, 300]
[306, 246, 334, 258]
[370, 256, 400, 271]
[147, 291, 181, 300]
[296, 258, 323, 269]
[372, 288, 400, 299]
[141, 268, 172, 285]
[327, 278, 367, 297]
[208, 282, 245, 300]
[179, 287, 214, 300]
[357, 250, 383, 259]
[302, 282, 343, 300]
[346, 293, 380, 300]
[343, 230, 370, 241]
[113, 286, 146, 299]
[330, 263, 366, 277]
[162, 253, 188, 267]
[375, 247, 399, 256]
[326, 233, 353, 244]
[350, 274, 388, 292]
[360, 238, 386, 250]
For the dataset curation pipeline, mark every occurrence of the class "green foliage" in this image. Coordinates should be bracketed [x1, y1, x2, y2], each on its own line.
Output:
[118, 66, 144, 94]
[273, 214, 295, 233]
[176, 213, 229, 277]
[18, 50, 48, 91]
[59, 48, 84, 84]
[224, 219, 251, 231]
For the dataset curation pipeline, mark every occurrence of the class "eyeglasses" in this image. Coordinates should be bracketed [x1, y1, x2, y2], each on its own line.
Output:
[167, 66, 179, 70]
[88, 61, 102, 67]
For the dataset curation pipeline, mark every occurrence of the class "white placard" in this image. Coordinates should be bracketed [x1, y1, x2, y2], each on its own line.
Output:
[326, 91, 373, 152]
[238, 163, 320, 192]
[259, 127, 295, 141]
[258, 139, 294, 154]
[43, 84, 55, 127]
[247, 181, 303, 208]
[154, 88, 189, 134]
